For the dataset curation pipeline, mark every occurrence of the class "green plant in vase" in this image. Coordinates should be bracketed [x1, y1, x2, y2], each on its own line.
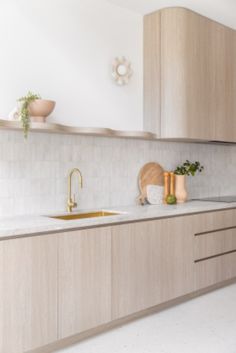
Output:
[18, 91, 41, 138]
[174, 160, 204, 176]
[174, 160, 204, 203]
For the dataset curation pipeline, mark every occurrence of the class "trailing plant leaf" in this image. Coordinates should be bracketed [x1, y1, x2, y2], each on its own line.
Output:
[18, 91, 41, 138]
[174, 160, 204, 176]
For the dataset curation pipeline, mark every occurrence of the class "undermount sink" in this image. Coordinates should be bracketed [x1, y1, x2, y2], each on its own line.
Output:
[49, 210, 120, 221]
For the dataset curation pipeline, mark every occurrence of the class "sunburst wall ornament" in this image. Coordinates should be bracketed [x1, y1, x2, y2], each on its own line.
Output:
[112, 57, 133, 86]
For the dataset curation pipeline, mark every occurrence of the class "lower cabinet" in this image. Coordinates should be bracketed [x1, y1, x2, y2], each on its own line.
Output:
[1, 209, 236, 353]
[0, 235, 57, 353]
[58, 227, 112, 339]
[193, 209, 236, 290]
[111, 217, 195, 319]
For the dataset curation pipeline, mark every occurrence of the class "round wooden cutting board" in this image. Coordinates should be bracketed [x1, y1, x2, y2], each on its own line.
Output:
[138, 162, 164, 204]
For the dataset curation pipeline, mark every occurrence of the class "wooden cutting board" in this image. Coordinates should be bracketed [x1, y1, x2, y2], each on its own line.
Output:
[138, 162, 164, 204]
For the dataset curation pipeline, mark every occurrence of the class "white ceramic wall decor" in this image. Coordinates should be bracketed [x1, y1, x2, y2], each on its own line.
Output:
[112, 57, 133, 85]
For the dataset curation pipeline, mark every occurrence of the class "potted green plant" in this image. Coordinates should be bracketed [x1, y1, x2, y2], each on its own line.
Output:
[18, 91, 55, 138]
[174, 160, 204, 203]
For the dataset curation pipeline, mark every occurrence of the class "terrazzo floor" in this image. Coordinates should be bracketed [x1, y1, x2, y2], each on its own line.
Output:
[57, 283, 236, 353]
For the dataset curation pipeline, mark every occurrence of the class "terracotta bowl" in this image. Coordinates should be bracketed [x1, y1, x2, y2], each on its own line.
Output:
[28, 99, 56, 123]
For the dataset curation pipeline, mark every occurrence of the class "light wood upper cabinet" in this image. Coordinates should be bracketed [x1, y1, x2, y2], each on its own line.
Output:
[58, 227, 112, 339]
[143, 11, 161, 134]
[111, 216, 195, 320]
[144, 7, 236, 142]
[0, 235, 57, 353]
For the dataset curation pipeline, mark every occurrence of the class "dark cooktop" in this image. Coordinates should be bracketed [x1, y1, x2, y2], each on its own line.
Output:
[196, 196, 236, 203]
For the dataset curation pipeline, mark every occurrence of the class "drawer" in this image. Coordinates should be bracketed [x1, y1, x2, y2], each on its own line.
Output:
[195, 252, 236, 290]
[194, 227, 236, 261]
[192, 209, 236, 234]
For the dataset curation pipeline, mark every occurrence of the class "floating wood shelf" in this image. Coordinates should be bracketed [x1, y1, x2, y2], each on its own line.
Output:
[0, 119, 158, 140]
[0, 119, 234, 144]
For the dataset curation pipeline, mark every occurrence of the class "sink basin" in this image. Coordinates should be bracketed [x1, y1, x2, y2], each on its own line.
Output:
[49, 211, 120, 221]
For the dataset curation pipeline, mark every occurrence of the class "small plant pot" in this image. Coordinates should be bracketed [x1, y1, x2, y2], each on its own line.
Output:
[175, 175, 188, 203]
[28, 99, 56, 123]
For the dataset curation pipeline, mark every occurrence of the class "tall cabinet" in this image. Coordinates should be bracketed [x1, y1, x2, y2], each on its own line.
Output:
[144, 7, 236, 142]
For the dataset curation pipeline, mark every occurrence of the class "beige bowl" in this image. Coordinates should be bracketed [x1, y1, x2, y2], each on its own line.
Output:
[28, 99, 56, 123]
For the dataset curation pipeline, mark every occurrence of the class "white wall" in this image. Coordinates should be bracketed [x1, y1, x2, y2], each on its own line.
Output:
[1, 1, 235, 218]
[0, 0, 143, 130]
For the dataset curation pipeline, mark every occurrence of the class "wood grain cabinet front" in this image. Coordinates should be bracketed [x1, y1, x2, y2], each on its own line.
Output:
[111, 217, 195, 320]
[193, 210, 236, 290]
[0, 235, 57, 353]
[58, 227, 112, 339]
[144, 7, 236, 142]
[2, 210, 236, 353]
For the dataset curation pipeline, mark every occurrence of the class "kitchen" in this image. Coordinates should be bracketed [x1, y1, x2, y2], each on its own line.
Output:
[0, 1, 236, 353]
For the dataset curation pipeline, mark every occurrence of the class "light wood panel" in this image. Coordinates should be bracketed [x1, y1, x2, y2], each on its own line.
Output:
[143, 11, 161, 135]
[58, 227, 111, 339]
[0, 235, 57, 353]
[144, 7, 236, 142]
[195, 252, 236, 289]
[160, 8, 196, 138]
[193, 209, 236, 289]
[192, 209, 236, 234]
[111, 217, 195, 320]
[195, 228, 236, 260]
[2, 208, 236, 353]
[161, 7, 236, 141]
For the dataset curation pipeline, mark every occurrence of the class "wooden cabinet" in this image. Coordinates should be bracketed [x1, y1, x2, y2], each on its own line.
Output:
[192, 210, 236, 289]
[1, 210, 236, 352]
[0, 235, 57, 353]
[195, 228, 236, 260]
[58, 227, 112, 339]
[111, 217, 194, 319]
[143, 11, 161, 134]
[144, 7, 236, 142]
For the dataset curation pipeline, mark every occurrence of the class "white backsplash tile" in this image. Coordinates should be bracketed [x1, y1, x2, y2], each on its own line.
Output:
[0, 130, 235, 217]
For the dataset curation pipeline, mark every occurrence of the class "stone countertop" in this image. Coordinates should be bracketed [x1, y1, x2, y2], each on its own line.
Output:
[1, 200, 236, 239]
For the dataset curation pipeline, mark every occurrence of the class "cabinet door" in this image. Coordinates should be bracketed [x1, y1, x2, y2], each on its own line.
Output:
[143, 11, 161, 136]
[0, 235, 57, 353]
[112, 217, 194, 320]
[161, 8, 236, 141]
[144, 7, 236, 142]
[58, 227, 111, 339]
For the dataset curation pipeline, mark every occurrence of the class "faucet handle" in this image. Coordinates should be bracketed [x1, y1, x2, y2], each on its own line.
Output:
[73, 194, 77, 208]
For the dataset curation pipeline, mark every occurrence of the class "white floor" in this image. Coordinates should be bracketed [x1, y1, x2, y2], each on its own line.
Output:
[57, 284, 236, 353]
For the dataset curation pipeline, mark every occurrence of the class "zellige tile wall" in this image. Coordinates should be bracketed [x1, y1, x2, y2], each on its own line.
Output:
[0, 130, 235, 217]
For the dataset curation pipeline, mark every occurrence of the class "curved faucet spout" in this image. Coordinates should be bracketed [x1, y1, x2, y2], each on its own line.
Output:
[67, 168, 83, 213]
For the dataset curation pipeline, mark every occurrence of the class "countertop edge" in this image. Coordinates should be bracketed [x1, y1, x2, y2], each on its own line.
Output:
[1, 202, 236, 240]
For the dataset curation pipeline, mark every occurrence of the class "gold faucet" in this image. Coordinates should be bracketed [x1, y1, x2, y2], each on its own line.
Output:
[67, 168, 83, 213]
